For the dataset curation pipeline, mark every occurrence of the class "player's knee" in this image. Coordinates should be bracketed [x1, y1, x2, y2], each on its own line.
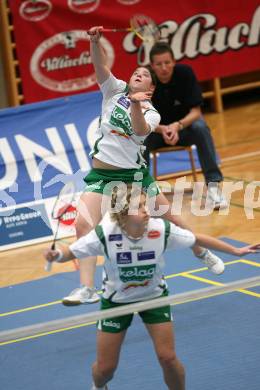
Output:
[97, 361, 117, 380]
[157, 350, 178, 368]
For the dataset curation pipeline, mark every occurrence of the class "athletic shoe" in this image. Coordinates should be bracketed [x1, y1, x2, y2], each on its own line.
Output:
[196, 249, 225, 275]
[90, 383, 108, 390]
[207, 184, 228, 210]
[62, 286, 100, 306]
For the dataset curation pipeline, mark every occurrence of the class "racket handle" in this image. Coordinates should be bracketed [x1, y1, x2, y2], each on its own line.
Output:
[101, 27, 130, 33]
[45, 261, 52, 272]
[45, 241, 55, 272]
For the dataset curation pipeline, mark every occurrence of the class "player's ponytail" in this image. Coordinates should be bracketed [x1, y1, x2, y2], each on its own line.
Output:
[110, 184, 146, 229]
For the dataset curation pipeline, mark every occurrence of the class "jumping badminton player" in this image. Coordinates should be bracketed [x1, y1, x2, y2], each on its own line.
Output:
[61, 26, 225, 306]
[44, 186, 259, 390]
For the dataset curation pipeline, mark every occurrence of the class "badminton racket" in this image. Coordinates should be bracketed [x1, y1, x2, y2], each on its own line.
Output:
[100, 14, 160, 42]
[45, 181, 76, 272]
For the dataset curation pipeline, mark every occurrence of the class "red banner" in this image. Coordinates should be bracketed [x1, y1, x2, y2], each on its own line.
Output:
[9, 0, 260, 103]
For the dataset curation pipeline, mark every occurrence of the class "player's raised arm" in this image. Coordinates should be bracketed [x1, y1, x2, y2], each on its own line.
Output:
[88, 26, 110, 84]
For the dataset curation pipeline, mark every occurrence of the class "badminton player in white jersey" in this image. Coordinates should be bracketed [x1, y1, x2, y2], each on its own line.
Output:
[44, 185, 259, 390]
[62, 26, 225, 306]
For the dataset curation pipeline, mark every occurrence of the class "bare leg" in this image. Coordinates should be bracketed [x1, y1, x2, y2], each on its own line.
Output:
[75, 192, 107, 287]
[92, 329, 126, 387]
[145, 322, 185, 390]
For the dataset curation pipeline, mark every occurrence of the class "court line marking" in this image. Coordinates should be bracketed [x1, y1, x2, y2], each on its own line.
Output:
[0, 259, 244, 317]
[227, 202, 260, 213]
[164, 259, 242, 279]
[0, 321, 96, 346]
[182, 273, 260, 298]
[221, 150, 260, 163]
[0, 300, 62, 317]
[1, 258, 259, 318]
[240, 259, 260, 267]
[224, 176, 253, 185]
[217, 136, 260, 150]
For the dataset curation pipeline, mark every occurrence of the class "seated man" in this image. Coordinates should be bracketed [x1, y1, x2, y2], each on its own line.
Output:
[144, 42, 227, 209]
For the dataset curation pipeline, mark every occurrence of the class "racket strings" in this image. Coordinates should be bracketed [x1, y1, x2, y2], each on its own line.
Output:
[130, 14, 160, 42]
[99, 14, 160, 42]
[52, 182, 76, 220]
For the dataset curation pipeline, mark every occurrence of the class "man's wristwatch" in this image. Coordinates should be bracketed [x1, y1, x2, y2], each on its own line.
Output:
[178, 120, 184, 130]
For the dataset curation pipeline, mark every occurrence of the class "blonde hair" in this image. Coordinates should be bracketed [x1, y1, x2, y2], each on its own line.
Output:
[110, 184, 146, 229]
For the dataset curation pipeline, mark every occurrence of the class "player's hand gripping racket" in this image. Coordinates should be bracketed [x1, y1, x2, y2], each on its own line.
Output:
[100, 14, 160, 42]
[45, 181, 76, 272]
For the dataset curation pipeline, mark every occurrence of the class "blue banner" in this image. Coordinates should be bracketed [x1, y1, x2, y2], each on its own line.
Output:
[0, 203, 52, 249]
[0, 91, 102, 207]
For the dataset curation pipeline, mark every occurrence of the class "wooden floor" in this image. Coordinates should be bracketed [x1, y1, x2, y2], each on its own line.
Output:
[1, 93, 260, 287]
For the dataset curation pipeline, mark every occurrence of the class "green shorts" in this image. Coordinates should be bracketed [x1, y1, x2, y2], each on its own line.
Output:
[83, 167, 160, 197]
[97, 292, 173, 333]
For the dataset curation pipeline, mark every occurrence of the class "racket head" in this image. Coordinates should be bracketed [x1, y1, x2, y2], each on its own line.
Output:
[130, 14, 160, 42]
[51, 181, 76, 220]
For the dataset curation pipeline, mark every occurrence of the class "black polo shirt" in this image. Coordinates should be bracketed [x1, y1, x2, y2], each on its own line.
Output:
[152, 64, 203, 125]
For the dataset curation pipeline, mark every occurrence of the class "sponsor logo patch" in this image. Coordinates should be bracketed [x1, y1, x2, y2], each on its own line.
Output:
[119, 264, 156, 282]
[129, 245, 143, 250]
[148, 230, 161, 239]
[110, 106, 133, 135]
[57, 205, 77, 226]
[85, 180, 102, 191]
[117, 95, 130, 109]
[137, 251, 155, 261]
[117, 252, 132, 264]
[109, 234, 123, 241]
[123, 280, 150, 291]
[102, 320, 121, 329]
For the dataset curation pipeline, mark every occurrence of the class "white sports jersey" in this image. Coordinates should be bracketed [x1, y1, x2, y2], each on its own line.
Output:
[70, 216, 195, 303]
[89, 73, 161, 169]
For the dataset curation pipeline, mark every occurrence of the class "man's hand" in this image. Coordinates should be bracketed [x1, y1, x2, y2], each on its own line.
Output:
[161, 122, 180, 145]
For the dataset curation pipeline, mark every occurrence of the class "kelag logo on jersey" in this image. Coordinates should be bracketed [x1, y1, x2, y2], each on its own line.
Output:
[109, 234, 123, 241]
[117, 252, 132, 264]
[110, 106, 133, 136]
[137, 251, 155, 261]
[119, 264, 156, 282]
